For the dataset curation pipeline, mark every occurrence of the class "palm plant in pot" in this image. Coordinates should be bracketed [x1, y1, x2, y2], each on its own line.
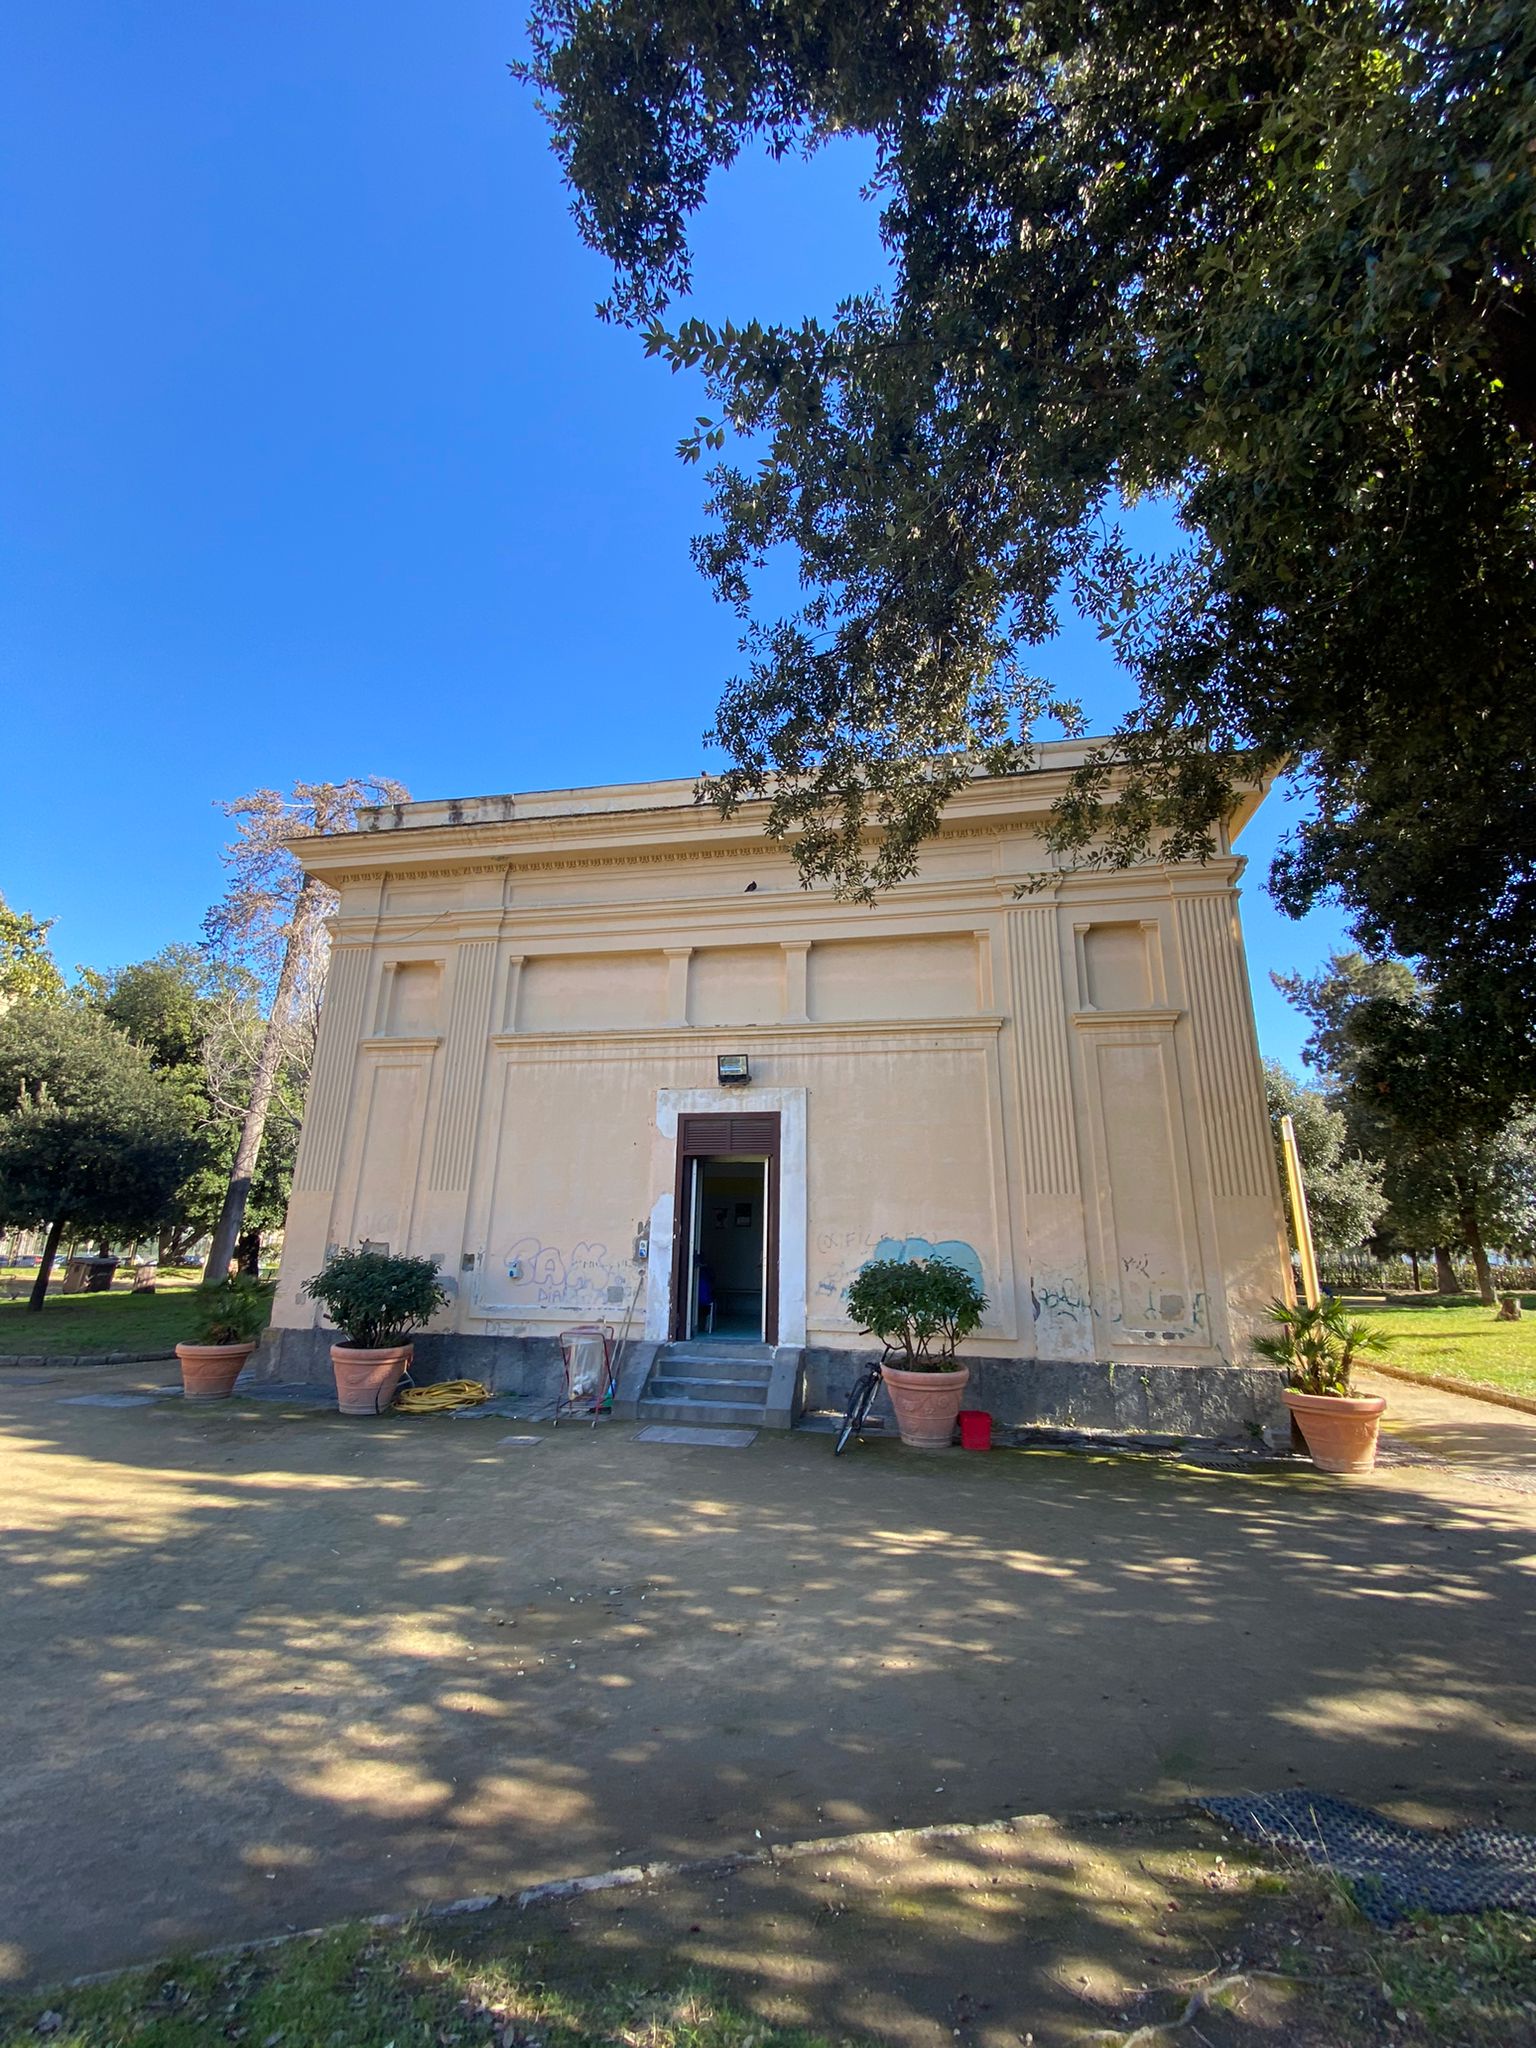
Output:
[302, 1248, 448, 1415]
[846, 1255, 987, 1449]
[175, 1274, 275, 1400]
[1253, 1296, 1391, 1473]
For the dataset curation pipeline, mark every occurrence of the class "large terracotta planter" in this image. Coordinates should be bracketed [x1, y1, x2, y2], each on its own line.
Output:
[881, 1363, 970, 1450]
[331, 1343, 412, 1416]
[1284, 1388, 1387, 1474]
[175, 1341, 257, 1401]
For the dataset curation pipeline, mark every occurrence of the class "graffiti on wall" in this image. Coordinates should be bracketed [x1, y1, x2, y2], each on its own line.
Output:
[1109, 1263, 1206, 1339]
[813, 1230, 986, 1308]
[1030, 1276, 1087, 1326]
[497, 1236, 638, 1312]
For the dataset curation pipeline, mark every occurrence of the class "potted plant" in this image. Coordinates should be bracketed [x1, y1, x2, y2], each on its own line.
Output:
[846, 1255, 987, 1450]
[302, 1248, 449, 1415]
[175, 1274, 276, 1399]
[1253, 1296, 1391, 1473]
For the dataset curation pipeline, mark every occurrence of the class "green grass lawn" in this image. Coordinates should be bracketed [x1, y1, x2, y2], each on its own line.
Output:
[7, 1928, 829, 2048]
[0, 1276, 206, 1358]
[1358, 1296, 1536, 1402]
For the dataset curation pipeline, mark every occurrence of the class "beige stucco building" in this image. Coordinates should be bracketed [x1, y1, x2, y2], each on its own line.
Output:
[263, 745, 1291, 1435]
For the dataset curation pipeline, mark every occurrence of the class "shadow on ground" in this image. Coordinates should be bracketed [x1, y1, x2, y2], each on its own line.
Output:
[2, 1365, 1534, 1991]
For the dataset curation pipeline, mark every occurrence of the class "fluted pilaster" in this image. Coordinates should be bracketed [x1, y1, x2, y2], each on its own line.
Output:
[292, 946, 370, 1193]
[429, 941, 497, 1192]
[1005, 906, 1078, 1195]
[1177, 892, 1272, 1200]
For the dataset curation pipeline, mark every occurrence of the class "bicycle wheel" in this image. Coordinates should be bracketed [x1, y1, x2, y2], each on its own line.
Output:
[834, 1370, 880, 1455]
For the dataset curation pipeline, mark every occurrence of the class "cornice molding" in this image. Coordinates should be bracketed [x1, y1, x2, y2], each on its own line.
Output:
[490, 1014, 1004, 1055]
[358, 1035, 443, 1054]
[1071, 1008, 1183, 1031]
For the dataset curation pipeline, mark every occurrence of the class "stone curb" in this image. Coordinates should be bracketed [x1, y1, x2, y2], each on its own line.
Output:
[0, 1351, 176, 1369]
[57, 1808, 1146, 1991]
[1364, 1358, 1536, 1419]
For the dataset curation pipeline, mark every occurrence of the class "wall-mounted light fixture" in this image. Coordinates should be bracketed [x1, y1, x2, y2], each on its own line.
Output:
[717, 1052, 750, 1086]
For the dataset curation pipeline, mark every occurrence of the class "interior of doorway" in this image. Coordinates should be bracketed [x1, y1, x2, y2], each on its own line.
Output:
[688, 1156, 767, 1342]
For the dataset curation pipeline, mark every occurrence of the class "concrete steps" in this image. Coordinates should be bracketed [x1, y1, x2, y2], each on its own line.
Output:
[638, 1396, 775, 1428]
[636, 1343, 787, 1429]
[647, 1375, 771, 1404]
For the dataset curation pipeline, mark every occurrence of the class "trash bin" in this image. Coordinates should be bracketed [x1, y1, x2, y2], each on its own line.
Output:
[958, 1409, 992, 1451]
[61, 1256, 119, 1294]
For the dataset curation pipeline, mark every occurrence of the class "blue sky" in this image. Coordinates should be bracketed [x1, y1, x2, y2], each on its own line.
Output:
[1, 3, 1346, 1068]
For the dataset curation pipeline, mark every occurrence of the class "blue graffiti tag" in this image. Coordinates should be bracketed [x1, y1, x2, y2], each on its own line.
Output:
[871, 1235, 986, 1296]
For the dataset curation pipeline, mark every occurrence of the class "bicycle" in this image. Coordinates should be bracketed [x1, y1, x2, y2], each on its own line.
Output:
[834, 1350, 892, 1455]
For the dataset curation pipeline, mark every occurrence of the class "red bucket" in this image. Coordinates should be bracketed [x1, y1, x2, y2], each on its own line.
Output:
[958, 1409, 992, 1451]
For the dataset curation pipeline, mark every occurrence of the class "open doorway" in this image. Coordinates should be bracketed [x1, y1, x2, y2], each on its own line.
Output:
[670, 1110, 781, 1344]
[687, 1157, 767, 1341]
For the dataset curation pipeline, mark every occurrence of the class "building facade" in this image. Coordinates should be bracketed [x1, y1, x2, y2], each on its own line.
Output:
[262, 748, 1291, 1434]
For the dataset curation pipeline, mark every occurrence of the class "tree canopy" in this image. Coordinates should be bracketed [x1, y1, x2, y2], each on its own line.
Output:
[198, 778, 406, 1279]
[1263, 1058, 1385, 1255]
[0, 891, 63, 1004]
[523, 1, 1536, 1073]
[0, 1001, 205, 1306]
[81, 948, 299, 1266]
[1278, 949, 1536, 1297]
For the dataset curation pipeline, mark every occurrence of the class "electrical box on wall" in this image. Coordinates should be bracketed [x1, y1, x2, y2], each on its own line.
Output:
[632, 1220, 650, 1266]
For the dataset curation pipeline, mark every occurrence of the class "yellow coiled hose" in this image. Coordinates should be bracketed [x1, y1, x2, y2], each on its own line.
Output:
[393, 1379, 492, 1413]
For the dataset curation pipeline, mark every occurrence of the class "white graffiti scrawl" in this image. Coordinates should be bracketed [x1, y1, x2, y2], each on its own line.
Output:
[498, 1236, 633, 1311]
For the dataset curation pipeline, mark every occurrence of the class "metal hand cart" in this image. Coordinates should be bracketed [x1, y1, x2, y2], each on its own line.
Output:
[555, 1323, 618, 1426]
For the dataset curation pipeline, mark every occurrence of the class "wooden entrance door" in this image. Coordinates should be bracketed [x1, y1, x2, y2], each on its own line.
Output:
[671, 1112, 781, 1344]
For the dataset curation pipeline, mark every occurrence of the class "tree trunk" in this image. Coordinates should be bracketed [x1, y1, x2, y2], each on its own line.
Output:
[1434, 1246, 1457, 1294]
[1408, 1250, 1421, 1292]
[1460, 1210, 1496, 1306]
[202, 874, 327, 1283]
[27, 1216, 66, 1311]
[235, 1229, 261, 1275]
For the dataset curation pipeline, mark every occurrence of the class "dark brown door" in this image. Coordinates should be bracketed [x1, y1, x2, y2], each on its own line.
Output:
[671, 1112, 781, 1343]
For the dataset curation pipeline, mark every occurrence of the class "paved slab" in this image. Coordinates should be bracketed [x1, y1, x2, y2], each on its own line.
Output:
[2, 1363, 1534, 1989]
[1366, 1364, 1536, 1495]
[635, 1424, 760, 1447]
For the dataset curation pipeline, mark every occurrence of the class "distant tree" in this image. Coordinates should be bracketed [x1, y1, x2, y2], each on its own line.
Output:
[1278, 951, 1534, 1302]
[0, 1002, 205, 1308]
[90, 948, 221, 1070]
[81, 947, 297, 1267]
[1263, 1060, 1384, 1257]
[0, 892, 64, 1004]
[522, 1, 1536, 1086]
[200, 779, 406, 1281]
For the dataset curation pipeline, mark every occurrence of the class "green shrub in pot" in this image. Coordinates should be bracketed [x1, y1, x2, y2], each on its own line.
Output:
[304, 1248, 451, 1416]
[1253, 1295, 1393, 1474]
[847, 1255, 988, 1450]
[185, 1273, 275, 1347]
[845, 1255, 987, 1368]
[302, 1248, 448, 1349]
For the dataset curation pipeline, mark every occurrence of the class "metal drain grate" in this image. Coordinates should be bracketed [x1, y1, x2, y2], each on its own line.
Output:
[1199, 1791, 1536, 1924]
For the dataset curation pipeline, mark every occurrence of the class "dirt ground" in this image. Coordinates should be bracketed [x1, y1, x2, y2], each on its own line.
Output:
[2, 1364, 1534, 1993]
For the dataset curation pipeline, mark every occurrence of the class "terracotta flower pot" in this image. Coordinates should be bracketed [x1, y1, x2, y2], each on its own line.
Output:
[1284, 1388, 1387, 1474]
[881, 1362, 970, 1450]
[175, 1341, 257, 1401]
[331, 1343, 412, 1416]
